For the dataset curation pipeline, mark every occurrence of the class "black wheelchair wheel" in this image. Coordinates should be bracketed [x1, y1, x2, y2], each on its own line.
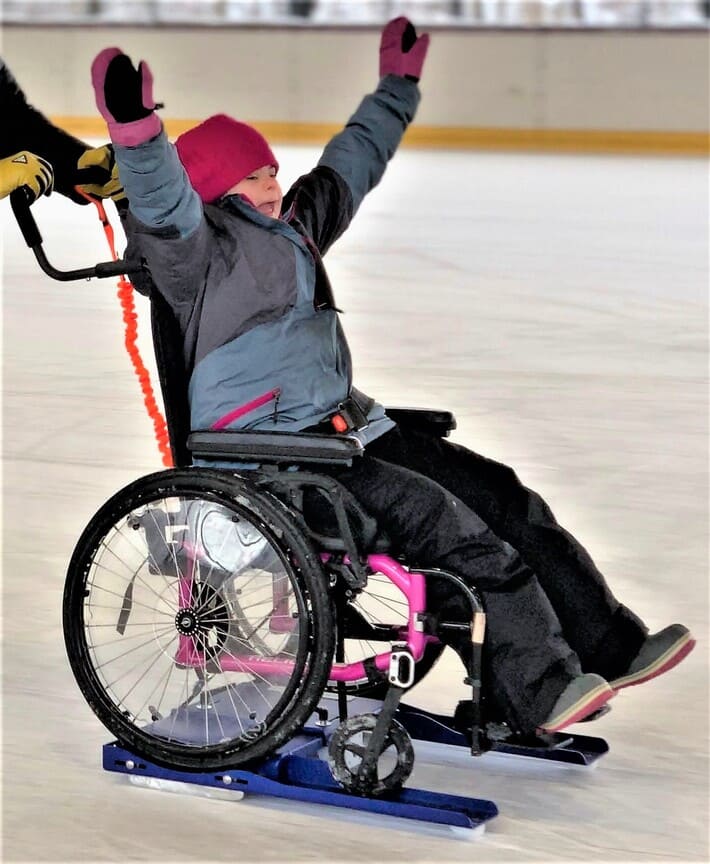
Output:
[326, 569, 445, 699]
[63, 468, 334, 772]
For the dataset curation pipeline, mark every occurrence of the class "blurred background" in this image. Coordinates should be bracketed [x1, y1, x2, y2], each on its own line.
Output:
[1, 0, 708, 154]
[1, 0, 709, 27]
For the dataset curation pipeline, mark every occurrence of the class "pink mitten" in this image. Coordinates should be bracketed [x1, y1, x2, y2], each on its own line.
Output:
[91, 47, 162, 146]
[379, 17, 430, 82]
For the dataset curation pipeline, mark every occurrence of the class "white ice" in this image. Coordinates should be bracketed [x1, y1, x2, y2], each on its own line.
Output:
[1, 147, 708, 862]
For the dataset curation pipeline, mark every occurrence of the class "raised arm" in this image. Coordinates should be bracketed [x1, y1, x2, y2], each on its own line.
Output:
[285, 17, 429, 255]
[91, 48, 200, 237]
[91, 48, 209, 316]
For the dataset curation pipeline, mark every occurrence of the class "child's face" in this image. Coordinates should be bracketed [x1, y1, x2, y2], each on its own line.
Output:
[227, 165, 282, 218]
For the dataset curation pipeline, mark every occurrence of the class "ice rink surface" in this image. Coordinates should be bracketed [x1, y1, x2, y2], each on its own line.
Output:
[2, 147, 708, 863]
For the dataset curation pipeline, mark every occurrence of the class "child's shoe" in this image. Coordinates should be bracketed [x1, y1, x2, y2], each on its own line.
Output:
[537, 673, 614, 734]
[609, 624, 695, 691]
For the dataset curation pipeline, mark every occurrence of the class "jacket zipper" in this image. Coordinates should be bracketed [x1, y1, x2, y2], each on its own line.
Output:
[211, 387, 282, 431]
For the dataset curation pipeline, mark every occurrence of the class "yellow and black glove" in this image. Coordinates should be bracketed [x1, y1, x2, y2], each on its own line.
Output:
[0, 150, 54, 202]
[75, 143, 125, 202]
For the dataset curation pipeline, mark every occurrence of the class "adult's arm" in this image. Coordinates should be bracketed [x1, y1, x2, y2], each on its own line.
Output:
[0, 59, 87, 199]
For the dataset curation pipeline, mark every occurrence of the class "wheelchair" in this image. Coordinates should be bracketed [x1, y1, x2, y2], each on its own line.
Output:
[11, 192, 607, 806]
[64, 414, 482, 795]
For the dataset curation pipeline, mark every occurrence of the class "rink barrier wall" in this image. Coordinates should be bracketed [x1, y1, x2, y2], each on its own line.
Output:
[52, 117, 709, 156]
[3, 24, 708, 156]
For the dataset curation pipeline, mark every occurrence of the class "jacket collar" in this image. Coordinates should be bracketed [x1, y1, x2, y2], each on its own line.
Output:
[219, 193, 306, 247]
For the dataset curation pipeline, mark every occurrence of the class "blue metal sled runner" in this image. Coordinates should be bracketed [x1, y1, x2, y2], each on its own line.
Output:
[101, 695, 499, 832]
[103, 735, 499, 832]
[102, 697, 609, 833]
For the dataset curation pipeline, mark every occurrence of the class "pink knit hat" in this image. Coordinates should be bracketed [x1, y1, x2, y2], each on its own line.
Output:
[175, 114, 279, 204]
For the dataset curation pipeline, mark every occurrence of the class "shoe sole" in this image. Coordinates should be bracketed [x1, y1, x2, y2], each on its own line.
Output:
[537, 683, 615, 735]
[610, 633, 696, 691]
[577, 703, 612, 723]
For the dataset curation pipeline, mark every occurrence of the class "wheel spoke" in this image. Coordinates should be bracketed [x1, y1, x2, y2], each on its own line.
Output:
[89, 625, 177, 670]
[67, 478, 331, 766]
[86, 581, 175, 618]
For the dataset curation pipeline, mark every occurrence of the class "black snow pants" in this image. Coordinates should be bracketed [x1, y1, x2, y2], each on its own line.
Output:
[323, 424, 647, 734]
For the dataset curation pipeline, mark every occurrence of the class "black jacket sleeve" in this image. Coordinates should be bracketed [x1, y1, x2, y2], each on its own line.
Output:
[282, 165, 353, 257]
[0, 58, 87, 198]
[282, 76, 420, 258]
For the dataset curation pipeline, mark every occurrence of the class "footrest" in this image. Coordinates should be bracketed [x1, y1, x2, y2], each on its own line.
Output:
[490, 730, 609, 765]
[395, 702, 609, 766]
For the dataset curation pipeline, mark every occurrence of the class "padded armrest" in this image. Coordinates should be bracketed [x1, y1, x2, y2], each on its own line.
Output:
[385, 408, 456, 437]
[187, 429, 364, 465]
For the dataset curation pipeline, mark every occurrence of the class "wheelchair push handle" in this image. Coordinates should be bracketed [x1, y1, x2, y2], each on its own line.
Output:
[9, 188, 143, 282]
[10, 188, 43, 248]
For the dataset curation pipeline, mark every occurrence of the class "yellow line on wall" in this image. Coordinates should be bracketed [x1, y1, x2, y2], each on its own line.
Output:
[52, 116, 709, 156]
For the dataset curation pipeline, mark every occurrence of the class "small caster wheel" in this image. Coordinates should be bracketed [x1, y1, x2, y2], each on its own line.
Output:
[327, 713, 414, 796]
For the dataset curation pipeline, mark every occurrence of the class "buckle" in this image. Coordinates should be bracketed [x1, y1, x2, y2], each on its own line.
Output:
[331, 397, 369, 433]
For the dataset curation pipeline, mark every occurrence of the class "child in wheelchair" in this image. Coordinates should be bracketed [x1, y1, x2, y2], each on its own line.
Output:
[88, 18, 694, 740]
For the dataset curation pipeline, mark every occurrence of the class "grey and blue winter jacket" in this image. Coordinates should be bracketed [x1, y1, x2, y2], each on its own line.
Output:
[116, 74, 420, 446]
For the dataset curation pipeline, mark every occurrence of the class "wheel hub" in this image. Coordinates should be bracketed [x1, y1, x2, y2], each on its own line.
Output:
[175, 608, 200, 636]
[174, 582, 232, 662]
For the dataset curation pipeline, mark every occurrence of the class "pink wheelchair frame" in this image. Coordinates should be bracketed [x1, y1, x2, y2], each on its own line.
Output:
[175, 551, 433, 688]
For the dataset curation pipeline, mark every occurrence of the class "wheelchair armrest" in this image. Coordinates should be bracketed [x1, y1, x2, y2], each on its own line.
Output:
[187, 429, 364, 466]
[385, 407, 457, 438]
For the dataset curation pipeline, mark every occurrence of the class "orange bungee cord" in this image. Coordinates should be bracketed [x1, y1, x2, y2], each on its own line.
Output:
[78, 189, 173, 468]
